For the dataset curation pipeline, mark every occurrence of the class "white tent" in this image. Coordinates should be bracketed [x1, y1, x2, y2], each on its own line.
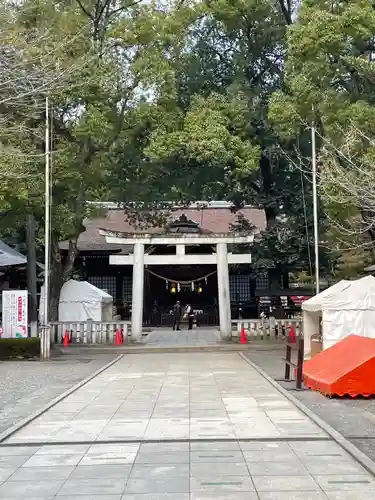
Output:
[322, 275, 375, 350]
[58, 280, 113, 322]
[302, 280, 352, 357]
[0, 240, 26, 267]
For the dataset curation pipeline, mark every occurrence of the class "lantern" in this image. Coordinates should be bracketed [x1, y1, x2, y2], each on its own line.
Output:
[170, 285, 176, 294]
[197, 286, 202, 294]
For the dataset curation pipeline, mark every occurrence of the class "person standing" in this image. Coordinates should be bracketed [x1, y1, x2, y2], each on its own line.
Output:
[238, 302, 244, 319]
[186, 304, 194, 330]
[173, 301, 182, 330]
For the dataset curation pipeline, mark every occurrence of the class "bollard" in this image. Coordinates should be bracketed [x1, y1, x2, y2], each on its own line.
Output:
[296, 336, 304, 390]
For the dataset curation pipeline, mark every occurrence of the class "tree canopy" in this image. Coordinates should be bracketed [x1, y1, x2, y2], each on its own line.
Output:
[0, 0, 199, 317]
[269, 0, 375, 271]
[138, 0, 329, 284]
[1, 0, 374, 316]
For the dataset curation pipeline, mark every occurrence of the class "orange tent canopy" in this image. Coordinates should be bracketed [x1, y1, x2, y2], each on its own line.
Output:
[303, 334, 375, 397]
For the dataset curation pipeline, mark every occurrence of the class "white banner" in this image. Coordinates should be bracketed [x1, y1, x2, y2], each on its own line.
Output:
[2, 290, 28, 338]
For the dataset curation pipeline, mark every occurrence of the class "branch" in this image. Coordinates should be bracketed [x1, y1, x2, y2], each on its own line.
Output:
[75, 0, 94, 20]
[277, 0, 293, 25]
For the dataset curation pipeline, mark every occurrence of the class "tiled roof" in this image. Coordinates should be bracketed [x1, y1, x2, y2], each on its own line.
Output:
[59, 206, 266, 252]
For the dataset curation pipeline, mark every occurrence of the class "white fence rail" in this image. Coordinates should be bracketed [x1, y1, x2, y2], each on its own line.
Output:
[50, 321, 131, 344]
[50, 318, 301, 344]
[232, 319, 301, 340]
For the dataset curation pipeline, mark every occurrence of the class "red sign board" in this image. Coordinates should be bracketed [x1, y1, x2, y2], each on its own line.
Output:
[290, 296, 310, 305]
[17, 296, 23, 322]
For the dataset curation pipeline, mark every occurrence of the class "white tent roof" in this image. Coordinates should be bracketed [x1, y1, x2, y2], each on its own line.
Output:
[302, 280, 351, 312]
[0, 240, 26, 267]
[323, 275, 375, 311]
[60, 280, 113, 304]
[58, 280, 113, 322]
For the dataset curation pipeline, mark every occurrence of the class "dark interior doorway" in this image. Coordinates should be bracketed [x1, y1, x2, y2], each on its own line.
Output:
[144, 264, 219, 326]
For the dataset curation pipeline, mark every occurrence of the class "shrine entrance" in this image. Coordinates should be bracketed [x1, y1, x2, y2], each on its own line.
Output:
[144, 263, 219, 327]
[101, 214, 254, 342]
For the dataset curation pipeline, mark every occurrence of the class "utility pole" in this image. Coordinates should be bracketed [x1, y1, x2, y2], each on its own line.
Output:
[311, 118, 320, 294]
[26, 214, 37, 337]
[42, 96, 51, 360]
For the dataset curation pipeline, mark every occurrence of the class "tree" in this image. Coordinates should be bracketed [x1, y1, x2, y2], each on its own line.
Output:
[0, 1, 88, 203]
[269, 0, 375, 269]
[0, 0, 196, 319]
[140, 0, 326, 286]
[145, 93, 261, 201]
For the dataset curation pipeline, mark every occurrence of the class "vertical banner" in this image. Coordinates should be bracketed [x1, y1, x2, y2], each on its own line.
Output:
[2, 290, 28, 338]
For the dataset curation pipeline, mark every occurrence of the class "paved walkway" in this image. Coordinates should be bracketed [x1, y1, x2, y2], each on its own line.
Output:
[144, 328, 220, 346]
[0, 355, 117, 436]
[0, 352, 374, 498]
[245, 349, 375, 464]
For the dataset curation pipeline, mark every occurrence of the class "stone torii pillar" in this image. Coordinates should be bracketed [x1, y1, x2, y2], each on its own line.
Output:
[131, 242, 144, 342]
[216, 242, 231, 340]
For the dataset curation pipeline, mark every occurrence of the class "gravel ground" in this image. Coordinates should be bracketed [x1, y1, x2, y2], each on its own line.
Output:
[0, 353, 117, 435]
[244, 349, 375, 462]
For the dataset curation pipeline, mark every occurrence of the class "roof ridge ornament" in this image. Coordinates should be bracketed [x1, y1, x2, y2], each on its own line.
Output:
[167, 213, 201, 233]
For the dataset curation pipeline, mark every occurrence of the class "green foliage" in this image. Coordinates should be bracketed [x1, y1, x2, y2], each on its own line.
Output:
[0, 338, 40, 360]
[0, 0, 199, 317]
[145, 93, 260, 200]
[270, 0, 375, 126]
[269, 0, 375, 273]
[4, 0, 371, 299]
[324, 202, 372, 279]
[140, 0, 326, 276]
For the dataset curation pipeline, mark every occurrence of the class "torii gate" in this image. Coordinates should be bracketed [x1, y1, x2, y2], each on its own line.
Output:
[102, 231, 254, 341]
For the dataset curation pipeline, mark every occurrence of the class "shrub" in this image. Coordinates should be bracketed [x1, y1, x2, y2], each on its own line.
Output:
[0, 338, 40, 360]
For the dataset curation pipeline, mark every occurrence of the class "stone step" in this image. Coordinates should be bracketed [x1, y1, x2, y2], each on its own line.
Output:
[56, 342, 285, 355]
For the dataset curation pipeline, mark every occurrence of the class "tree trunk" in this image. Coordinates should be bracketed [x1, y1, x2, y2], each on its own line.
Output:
[269, 268, 283, 318]
[48, 234, 78, 322]
[49, 260, 64, 322]
[26, 214, 38, 336]
[361, 208, 375, 259]
[260, 152, 277, 229]
[269, 269, 280, 290]
[264, 206, 277, 229]
[277, 0, 293, 25]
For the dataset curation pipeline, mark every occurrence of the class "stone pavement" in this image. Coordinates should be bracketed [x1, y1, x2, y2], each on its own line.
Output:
[0, 355, 117, 436]
[0, 352, 374, 498]
[244, 349, 375, 463]
[144, 328, 220, 346]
